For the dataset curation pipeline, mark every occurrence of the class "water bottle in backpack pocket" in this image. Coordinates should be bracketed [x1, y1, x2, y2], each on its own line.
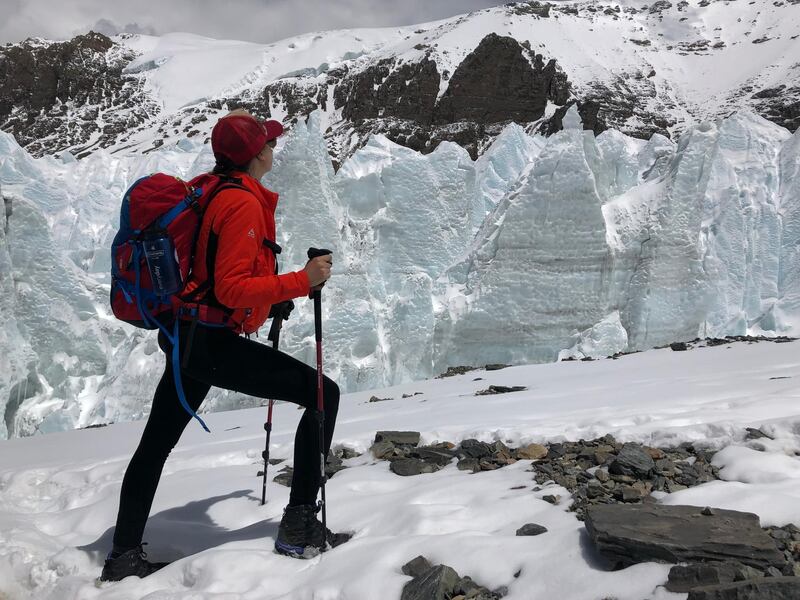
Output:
[142, 230, 182, 296]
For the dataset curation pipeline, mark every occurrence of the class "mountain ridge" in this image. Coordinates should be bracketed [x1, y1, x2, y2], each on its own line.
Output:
[0, 0, 797, 164]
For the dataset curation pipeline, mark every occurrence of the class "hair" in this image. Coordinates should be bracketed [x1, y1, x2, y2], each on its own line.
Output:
[212, 155, 248, 175]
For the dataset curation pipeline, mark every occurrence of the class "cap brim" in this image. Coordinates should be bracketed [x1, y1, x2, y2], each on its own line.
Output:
[263, 119, 284, 142]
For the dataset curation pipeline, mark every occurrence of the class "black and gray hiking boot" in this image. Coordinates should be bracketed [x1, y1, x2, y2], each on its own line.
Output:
[99, 544, 169, 582]
[274, 504, 352, 559]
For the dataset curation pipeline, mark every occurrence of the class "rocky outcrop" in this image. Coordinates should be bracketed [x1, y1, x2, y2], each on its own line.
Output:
[530, 437, 721, 519]
[336, 58, 441, 124]
[586, 505, 800, 594]
[667, 561, 766, 592]
[751, 85, 800, 133]
[434, 34, 570, 125]
[401, 556, 505, 600]
[331, 33, 572, 160]
[0, 32, 155, 157]
[268, 446, 355, 487]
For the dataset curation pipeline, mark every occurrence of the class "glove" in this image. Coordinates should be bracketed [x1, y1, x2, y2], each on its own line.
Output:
[268, 300, 295, 321]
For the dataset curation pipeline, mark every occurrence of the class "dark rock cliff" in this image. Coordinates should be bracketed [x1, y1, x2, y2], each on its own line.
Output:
[0, 32, 156, 158]
[329, 33, 574, 161]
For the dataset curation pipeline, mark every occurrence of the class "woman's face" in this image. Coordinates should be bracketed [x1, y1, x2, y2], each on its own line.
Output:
[262, 141, 274, 173]
[251, 139, 276, 178]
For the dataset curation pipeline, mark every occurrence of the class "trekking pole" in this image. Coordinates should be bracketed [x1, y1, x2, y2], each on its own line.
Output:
[308, 247, 332, 549]
[260, 315, 283, 506]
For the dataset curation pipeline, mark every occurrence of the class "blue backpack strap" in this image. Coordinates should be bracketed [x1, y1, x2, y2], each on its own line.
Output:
[171, 316, 210, 432]
[157, 187, 204, 230]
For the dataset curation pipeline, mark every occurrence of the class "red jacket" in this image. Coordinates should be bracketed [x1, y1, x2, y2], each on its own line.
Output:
[181, 172, 310, 334]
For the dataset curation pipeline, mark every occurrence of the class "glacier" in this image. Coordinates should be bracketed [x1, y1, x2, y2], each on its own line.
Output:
[0, 107, 799, 438]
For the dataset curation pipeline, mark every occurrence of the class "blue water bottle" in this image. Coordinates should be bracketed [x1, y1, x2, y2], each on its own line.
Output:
[143, 231, 182, 296]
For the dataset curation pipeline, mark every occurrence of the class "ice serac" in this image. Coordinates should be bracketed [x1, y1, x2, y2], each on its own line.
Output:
[620, 112, 791, 348]
[473, 123, 545, 228]
[558, 311, 629, 361]
[600, 133, 676, 328]
[267, 112, 343, 272]
[777, 128, 800, 335]
[434, 107, 613, 369]
[3, 108, 800, 438]
[0, 179, 34, 440]
[329, 132, 476, 388]
[638, 133, 676, 182]
[694, 114, 788, 337]
[619, 123, 717, 348]
[0, 131, 211, 437]
[2, 196, 107, 436]
[263, 112, 354, 382]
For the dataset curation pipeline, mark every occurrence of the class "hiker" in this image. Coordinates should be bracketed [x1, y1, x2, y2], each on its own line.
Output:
[102, 110, 341, 581]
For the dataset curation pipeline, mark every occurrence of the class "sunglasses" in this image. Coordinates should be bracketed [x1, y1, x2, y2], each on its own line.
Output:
[266, 139, 277, 149]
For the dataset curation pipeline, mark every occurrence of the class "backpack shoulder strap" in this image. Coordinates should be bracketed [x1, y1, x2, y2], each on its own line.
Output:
[182, 178, 280, 304]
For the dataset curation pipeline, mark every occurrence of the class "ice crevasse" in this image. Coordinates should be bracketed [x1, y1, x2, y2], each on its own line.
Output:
[0, 107, 798, 437]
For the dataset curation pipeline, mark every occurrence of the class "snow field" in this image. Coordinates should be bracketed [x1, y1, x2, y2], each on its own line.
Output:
[0, 340, 799, 599]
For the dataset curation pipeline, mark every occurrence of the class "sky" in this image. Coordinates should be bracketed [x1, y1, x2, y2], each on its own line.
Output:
[0, 0, 510, 45]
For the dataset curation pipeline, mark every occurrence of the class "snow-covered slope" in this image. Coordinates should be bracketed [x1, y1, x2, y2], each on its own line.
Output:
[1, 1, 798, 161]
[0, 340, 798, 599]
[1, 106, 799, 438]
[107, 0, 800, 148]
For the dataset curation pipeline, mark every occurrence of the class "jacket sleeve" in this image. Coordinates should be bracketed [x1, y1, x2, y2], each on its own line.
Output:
[212, 193, 310, 309]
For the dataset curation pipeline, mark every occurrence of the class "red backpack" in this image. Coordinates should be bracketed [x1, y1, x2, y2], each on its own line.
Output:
[110, 173, 244, 328]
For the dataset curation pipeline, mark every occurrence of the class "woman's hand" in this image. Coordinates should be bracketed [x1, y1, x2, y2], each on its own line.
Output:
[304, 254, 332, 287]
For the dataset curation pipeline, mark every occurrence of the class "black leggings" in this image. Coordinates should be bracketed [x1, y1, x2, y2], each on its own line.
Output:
[112, 322, 340, 551]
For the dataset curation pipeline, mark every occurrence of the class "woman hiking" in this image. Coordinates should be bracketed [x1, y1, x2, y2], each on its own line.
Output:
[101, 110, 341, 581]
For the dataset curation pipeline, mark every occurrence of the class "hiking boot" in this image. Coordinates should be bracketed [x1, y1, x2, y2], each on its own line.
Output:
[274, 504, 352, 559]
[99, 544, 169, 582]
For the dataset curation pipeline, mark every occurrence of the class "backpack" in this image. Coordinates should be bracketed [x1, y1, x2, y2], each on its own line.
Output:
[110, 172, 241, 329]
[110, 172, 248, 431]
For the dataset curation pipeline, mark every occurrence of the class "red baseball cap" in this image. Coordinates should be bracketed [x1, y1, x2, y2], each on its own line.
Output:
[211, 113, 284, 166]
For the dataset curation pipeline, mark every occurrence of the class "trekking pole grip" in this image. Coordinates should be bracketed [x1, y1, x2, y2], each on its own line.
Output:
[307, 247, 332, 260]
[307, 247, 331, 339]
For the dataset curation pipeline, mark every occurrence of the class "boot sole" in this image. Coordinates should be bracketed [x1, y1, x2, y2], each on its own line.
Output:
[274, 540, 321, 559]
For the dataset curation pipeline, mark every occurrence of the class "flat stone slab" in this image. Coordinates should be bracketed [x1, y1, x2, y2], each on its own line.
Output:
[585, 504, 786, 570]
[374, 431, 421, 446]
[687, 577, 800, 600]
[401, 565, 459, 600]
[390, 458, 441, 476]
